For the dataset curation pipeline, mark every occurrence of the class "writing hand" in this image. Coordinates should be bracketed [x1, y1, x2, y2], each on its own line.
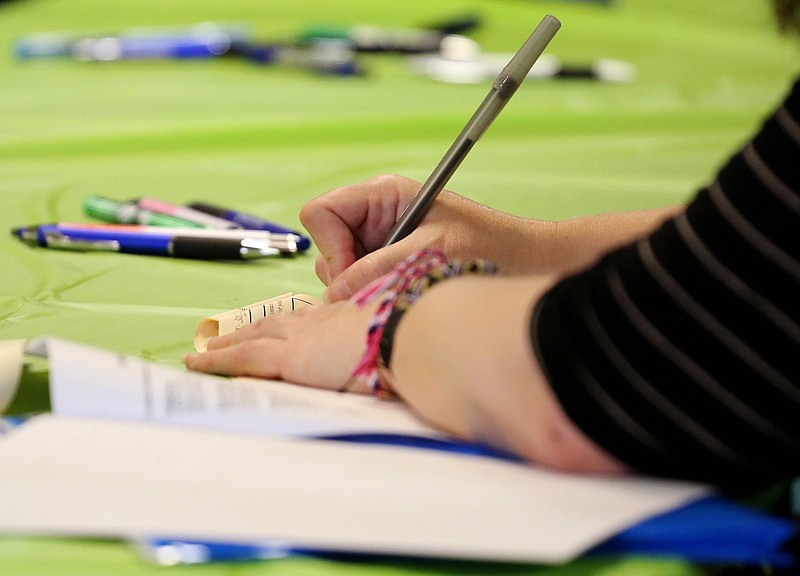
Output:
[300, 174, 514, 302]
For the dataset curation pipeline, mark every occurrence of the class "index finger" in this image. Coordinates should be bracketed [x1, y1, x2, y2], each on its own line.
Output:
[300, 175, 414, 283]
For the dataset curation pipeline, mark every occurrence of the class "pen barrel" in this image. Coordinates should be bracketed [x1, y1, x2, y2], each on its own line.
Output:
[188, 202, 280, 231]
[103, 234, 168, 255]
[33, 227, 169, 254]
[188, 202, 312, 251]
[500, 15, 561, 84]
[383, 138, 474, 246]
[169, 236, 248, 259]
[382, 15, 560, 247]
[136, 197, 241, 230]
[84, 195, 204, 228]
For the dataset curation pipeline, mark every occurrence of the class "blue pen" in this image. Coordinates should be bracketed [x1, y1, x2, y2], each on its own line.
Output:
[134, 537, 304, 565]
[14, 23, 250, 60]
[70, 34, 232, 61]
[187, 202, 312, 251]
[11, 224, 283, 260]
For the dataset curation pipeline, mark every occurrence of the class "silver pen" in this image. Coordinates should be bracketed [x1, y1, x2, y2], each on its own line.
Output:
[382, 14, 561, 246]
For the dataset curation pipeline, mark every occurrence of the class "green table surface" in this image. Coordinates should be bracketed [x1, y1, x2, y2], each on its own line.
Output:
[0, 0, 796, 573]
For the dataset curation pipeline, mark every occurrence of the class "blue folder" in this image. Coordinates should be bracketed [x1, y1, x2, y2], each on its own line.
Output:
[4, 418, 796, 568]
[591, 495, 797, 568]
[139, 433, 799, 569]
[139, 496, 798, 568]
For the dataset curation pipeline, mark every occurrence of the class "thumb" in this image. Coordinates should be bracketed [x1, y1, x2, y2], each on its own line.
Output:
[324, 245, 409, 303]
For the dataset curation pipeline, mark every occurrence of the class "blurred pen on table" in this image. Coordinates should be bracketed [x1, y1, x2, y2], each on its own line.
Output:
[11, 223, 298, 260]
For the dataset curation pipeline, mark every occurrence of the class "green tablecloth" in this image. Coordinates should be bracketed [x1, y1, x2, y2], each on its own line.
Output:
[1, 0, 796, 573]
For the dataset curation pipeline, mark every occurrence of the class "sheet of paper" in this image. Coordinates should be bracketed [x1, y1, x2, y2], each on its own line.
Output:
[30, 337, 441, 439]
[0, 415, 710, 563]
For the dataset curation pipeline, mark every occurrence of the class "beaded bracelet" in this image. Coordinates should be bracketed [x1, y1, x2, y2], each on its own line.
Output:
[344, 248, 496, 397]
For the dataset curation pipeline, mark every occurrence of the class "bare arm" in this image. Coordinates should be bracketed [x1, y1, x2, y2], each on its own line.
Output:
[185, 272, 630, 476]
[383, 274, 629, 475]
[301, 174, 683, 301]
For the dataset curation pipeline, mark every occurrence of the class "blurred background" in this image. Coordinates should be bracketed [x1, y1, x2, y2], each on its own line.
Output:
[0, 0, 797, 362]
[0, 1, 798, 573]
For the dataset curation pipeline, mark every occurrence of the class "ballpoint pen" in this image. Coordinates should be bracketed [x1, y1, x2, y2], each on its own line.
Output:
[70, 34, 233, 61]
[187, 201, 312, 251]
[11, 224, 288, 260]
[381, 14, 561, 247]
[84, 195, 206, 228]
[136, 197, 243, 230]
[43, 222, 300, 253]
[227, 40, 363, 76]
[14, 23, 250, 60]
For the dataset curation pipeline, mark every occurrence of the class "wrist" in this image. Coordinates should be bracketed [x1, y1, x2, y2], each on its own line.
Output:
[379, 305, 406, 370]
[348, 248, 497, 397]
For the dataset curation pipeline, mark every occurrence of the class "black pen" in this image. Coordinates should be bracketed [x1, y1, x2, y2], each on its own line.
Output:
[382, 15, 561, 246]
[12, 224, 285, 260]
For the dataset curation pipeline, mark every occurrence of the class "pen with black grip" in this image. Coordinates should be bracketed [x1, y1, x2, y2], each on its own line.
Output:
[11, 224, 286, 260]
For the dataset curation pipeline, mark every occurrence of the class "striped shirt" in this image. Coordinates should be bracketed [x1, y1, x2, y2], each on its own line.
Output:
[531, 77, 800, 486]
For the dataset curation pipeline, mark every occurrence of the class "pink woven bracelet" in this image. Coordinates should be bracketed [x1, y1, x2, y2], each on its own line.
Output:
[344, 248, 496, 397]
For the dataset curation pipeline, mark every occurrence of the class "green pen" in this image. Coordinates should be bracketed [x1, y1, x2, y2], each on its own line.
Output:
[297, 24, 445, 53]
[83, 196, 206, 228]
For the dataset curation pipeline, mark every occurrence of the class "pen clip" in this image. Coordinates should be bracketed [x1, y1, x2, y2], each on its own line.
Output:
[44, 232, 121, 252]
[241, 236, 298, 255]
[238, 238, 282, 258]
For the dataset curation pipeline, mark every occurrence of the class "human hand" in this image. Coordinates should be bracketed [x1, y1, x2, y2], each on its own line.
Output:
[183, 299, 376, 394]
[300, 174, 514, 302]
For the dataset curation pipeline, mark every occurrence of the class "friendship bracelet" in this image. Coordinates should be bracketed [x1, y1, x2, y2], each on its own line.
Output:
[378, 306, 405, 368]
[345, 248, 497, 397]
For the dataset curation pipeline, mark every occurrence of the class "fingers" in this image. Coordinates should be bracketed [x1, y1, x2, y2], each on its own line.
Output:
[300, 186, 368, 284]
[300, 175, 420, 286]
[184, 313, 294, 376]
[203, 308, 299, 351]
[184, 338, 288, 379]
[324, 242, 413, 302]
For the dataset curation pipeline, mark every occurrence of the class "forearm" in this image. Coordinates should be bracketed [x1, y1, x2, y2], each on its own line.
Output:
[470, 205, 685, 277]
[435, 190, 683, 276]
[386, 274, 628, 474]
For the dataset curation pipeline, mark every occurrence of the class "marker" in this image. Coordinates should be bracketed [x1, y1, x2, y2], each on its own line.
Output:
[84, 196, 205, 228]
[187, 201, 312, 251]
[382, 15, 561, 246]
[296, 14, 481, 55]
[297, 24, 446, 54]
[12, 225, 291, 260]
[227, 39, 363, 76]
[136, 198, 242, 229]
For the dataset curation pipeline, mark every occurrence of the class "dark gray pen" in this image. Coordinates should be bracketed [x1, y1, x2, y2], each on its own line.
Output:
[382, 14, 561, 247]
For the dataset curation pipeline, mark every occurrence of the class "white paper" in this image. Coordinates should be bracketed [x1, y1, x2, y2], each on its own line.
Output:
[0, 415, 709, 564]
[35, 336, 442, 439]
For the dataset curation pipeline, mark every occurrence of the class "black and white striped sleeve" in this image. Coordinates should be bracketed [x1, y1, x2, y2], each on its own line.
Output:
[530, 77, 800, 485]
